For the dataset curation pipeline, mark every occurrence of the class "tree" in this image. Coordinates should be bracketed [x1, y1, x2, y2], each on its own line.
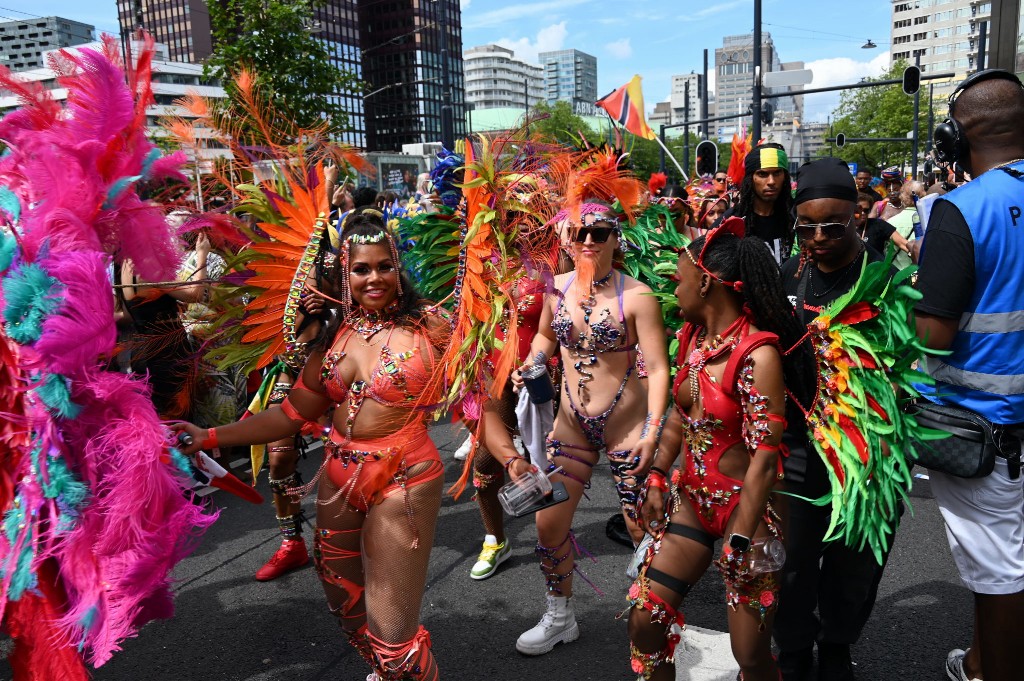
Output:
[526, 101, 596, 146]
[827, 60, 934, 174]
[204, 0, 361, 135]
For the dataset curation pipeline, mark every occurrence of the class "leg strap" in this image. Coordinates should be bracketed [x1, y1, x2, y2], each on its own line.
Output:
[367, 626, 438, 681]
[645, 567, 693, 597]
[269, 470, 303, 495]
[608, 449, 643, 520]
[630, 637, 679, 681]
[314, 527, 365, 624]
[275, 512, 305, 539]
[666, 522, 716, 550]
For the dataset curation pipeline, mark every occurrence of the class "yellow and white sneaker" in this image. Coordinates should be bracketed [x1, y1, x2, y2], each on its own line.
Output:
[470, 534, 511, 580]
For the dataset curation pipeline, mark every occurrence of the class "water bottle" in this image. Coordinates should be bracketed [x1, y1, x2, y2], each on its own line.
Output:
[747, 537, 786, 574]
[497, 467, 554, 516]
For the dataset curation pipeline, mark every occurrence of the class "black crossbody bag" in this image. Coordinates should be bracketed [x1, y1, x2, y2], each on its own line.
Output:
[907, 401, 1023, 479]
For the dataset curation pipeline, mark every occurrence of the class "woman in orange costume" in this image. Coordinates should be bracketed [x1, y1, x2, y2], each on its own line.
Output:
[176, 212, 448, 681]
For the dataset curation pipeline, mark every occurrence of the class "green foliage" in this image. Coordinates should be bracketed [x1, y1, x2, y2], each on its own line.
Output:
[204, 0, 361, 134]
[526, 101, 596, 145]
[623, 131, 707, 183]
[828, 60, 934, 173]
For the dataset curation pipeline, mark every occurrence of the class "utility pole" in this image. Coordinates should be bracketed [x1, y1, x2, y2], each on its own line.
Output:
[912, 53, 921, 179]
[659, 124, 667, 175]
[702, 49, 709, 139]
[436, 0, 455, 150]
[683, 80, 691, 173]
[752, 0, 763, 143]
[978, 20, 988, 70]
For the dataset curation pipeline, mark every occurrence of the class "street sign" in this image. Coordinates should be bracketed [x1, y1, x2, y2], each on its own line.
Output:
[848, 162, 858, 176]
[763, 69, 814, 88]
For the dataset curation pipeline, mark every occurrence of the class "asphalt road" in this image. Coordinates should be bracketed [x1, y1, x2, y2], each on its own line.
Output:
[3, 423, 972, 681]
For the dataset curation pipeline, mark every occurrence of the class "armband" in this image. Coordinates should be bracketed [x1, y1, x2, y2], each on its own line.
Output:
[503, 455, 526, 470]
[646, 471, 668, 491]
[280, 396, 314, 425]
[200, 428, 219, 450]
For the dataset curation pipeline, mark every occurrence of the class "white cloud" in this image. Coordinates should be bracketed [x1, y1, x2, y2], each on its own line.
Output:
[607, 38, 632, 60]
[461, 0, 472, 8]
[464, 0, 588, 29]
[496, 22, 569, 65]
[679, 0, 747, 22]
[802, 51, 891, 121]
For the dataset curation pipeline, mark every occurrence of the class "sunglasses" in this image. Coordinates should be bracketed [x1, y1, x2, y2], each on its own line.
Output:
[794, 216, 852, 241]
[573, 226, 616, 243]
[714, 176, 728, 183]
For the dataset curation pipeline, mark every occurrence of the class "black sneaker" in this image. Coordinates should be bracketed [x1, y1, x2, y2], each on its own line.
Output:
[605, 513, 633, 548]
[817, 642, 855, 681]
[778, 646, 813, 681]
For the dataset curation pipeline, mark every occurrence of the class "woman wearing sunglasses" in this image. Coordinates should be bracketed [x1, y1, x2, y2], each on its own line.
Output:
[509, 202, 670, 656]
[626, 217, 815, 681]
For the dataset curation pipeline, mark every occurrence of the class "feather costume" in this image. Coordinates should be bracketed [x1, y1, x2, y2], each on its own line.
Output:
[797, 252, 936, 564]
[0, 36, 216, 672]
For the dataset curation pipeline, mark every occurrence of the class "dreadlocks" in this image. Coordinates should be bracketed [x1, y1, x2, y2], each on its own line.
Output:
[732, 173, 796, 257]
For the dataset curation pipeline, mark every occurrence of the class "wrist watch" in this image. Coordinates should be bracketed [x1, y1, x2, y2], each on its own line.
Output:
[727, 532, 751, 553]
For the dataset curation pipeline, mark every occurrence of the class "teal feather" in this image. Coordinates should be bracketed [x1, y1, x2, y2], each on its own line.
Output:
[0, 229, 15, 271]
[140, 148, 161, 178]
[104, 174, 143, 208]
[169, 448, 194, 478]
[2, 502, 36, 600]
[34, 373, 82, 419]
[0, 185, 20, 223]
[77, 606, 99, 651]
[2, 262, 62, 344]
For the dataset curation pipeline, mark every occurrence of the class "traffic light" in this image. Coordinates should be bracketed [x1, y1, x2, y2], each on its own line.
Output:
[835, 133, 846, 148]
[695, 141, 718, 177]
[760, 102, 775, 126]
[902, 65, 921, 95]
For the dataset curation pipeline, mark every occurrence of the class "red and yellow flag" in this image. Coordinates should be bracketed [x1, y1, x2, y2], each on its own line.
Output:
[596, 75, 657, 140]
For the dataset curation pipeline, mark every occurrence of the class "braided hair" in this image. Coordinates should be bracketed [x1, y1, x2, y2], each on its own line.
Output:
[315, 212, 427, 350]
[732, 172, 796, 257]
[687, 233, 816, 408]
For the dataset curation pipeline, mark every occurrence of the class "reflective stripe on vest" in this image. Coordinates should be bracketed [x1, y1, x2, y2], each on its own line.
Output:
[921, 160, 1024, 424]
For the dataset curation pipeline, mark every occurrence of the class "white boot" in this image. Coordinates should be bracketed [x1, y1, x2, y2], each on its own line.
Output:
[515, 594, 580, 655]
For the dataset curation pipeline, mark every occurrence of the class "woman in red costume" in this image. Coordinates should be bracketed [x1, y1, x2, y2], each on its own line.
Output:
[508, 202, 671, 656]
[625, 218, 814, 681]
[176, 212, 448, 681]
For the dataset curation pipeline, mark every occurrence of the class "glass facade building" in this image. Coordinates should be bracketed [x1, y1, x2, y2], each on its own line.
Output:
[0, 16, 94, 72]
[539, 49, 597, 108]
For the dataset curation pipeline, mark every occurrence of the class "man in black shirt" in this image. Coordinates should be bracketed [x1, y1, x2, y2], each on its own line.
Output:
[854, 169, 882, 203]
[775, 158, 891, 681]
[720, 142, 795, 265]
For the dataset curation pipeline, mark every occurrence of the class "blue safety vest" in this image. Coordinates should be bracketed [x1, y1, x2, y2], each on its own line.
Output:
[920, 159, 1024, 425]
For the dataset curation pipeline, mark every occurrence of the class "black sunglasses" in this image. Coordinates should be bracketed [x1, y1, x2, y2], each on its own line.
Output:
[714, 176, 727, 182]
[573, 227, 616, 243]
[794, 216, 852, 241]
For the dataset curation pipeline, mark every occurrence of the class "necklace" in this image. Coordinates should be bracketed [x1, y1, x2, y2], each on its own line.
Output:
[809, 246, 864, 298]
[573, 270, 618, 403]
[350, 301, 399, 342]
[686, 314, 749, 406]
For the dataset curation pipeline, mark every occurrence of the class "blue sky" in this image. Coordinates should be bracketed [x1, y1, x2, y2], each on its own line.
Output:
[8, 0, 894, 122]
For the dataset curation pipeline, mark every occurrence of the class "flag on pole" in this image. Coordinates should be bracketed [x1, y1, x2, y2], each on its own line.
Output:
[596, 75, 657, 140]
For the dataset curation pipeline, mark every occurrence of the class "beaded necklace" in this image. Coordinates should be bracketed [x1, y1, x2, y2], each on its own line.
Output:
[349, 300, 401, 342]
[571, 269, 616, 401]
[687, 313, 749, 406]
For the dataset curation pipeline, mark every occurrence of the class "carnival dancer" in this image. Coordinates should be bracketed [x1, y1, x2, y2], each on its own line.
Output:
[625, 218, 815, 681]
[176, 212, 448, 681]
[509, 201, 671, 656]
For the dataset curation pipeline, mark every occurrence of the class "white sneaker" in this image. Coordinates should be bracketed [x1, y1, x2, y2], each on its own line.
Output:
[515, 594, 580, 655]
[365, 674, 380, 681]
[945, 648, 981, 681]
[470, 534, 512, 580]
[453, 436, 473, 461]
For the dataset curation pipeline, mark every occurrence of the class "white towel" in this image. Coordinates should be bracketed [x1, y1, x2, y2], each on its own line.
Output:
[515, 388, 554, 470]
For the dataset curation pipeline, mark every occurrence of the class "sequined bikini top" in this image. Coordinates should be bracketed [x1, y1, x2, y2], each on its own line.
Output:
[321, 328, 431, 408]
[551, 271, 634, 355]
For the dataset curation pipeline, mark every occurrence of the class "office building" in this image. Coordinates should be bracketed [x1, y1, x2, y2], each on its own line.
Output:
[0, 16, 93, 72]
[669, 72, 713, 126]
[890, 0, 992, 96]
[0, 42, 228, 160]
[118, 0, 466, 151]
[540, 48, 598, 110]
[714, 33, 804, 138]
[464, 44, 543, 111]
[649, 100, 672, 129]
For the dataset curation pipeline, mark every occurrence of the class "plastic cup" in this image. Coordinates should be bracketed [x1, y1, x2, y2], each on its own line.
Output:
[498, 467, 554, 516]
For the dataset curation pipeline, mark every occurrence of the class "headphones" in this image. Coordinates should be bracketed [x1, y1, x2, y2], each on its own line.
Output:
[933, 69, 1024, 168]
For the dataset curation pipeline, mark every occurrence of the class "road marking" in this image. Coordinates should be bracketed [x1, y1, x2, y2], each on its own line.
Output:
[676, 626, 738, 681]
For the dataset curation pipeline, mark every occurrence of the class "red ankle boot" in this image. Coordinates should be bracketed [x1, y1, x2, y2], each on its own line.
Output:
[255, 537, 309, 581]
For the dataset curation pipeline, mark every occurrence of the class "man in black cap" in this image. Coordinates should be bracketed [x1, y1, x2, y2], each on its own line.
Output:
[774, 158, 894, 681]
[720, 141, 795, 264]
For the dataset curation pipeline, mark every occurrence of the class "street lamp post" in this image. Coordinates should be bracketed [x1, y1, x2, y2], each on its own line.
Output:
[752, 0, 763, 143]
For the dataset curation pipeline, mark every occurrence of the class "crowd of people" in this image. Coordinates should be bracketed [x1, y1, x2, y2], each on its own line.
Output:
[2, 41, 1023, 681]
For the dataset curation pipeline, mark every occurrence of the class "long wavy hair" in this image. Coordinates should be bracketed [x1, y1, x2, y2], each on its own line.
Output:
[732, 171, 796, 254]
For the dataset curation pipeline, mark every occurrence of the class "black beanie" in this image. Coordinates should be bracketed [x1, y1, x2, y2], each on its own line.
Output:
[795, 157, 859, 205]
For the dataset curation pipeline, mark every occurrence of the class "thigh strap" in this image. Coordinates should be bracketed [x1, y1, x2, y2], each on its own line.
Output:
[645, 566, 693, 596]
[666, 522, 716, 549]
